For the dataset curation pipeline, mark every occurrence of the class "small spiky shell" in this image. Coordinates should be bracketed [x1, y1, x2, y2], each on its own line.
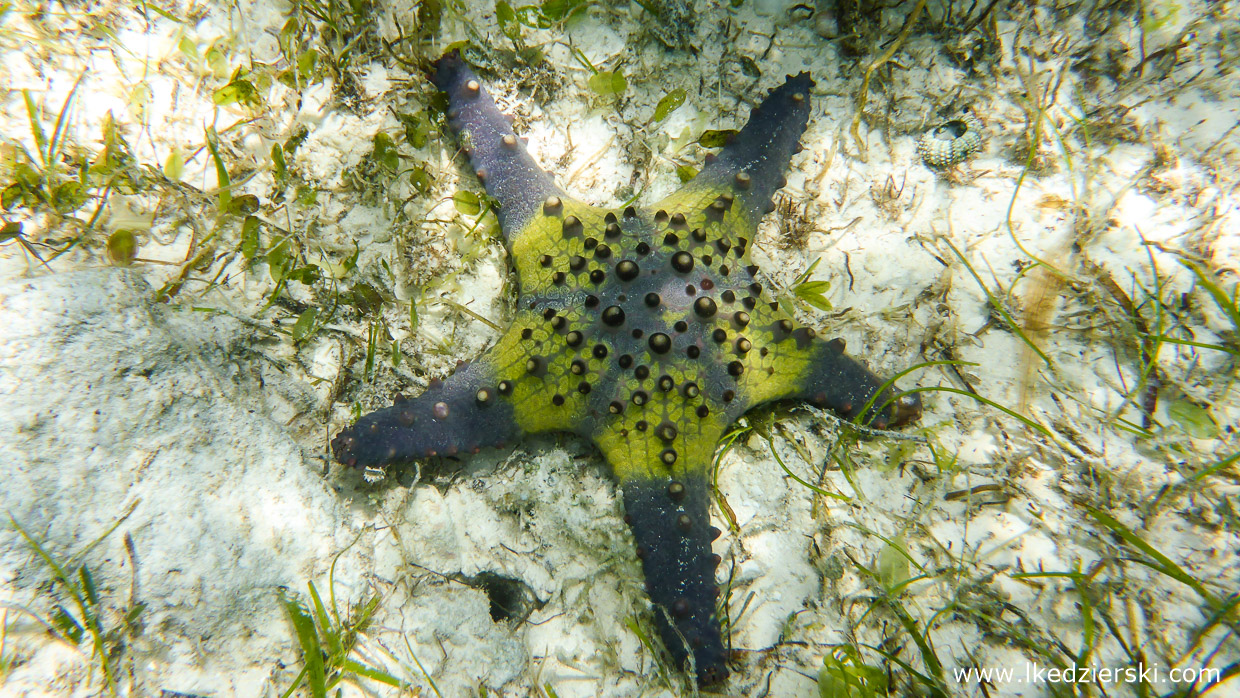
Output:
[917, 111, 983, 168]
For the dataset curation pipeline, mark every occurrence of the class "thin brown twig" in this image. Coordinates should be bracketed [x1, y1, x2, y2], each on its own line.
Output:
[850, 0, 927, 162]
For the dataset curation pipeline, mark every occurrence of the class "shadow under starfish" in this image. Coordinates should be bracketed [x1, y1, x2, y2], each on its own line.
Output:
[332, 50, 922, 687]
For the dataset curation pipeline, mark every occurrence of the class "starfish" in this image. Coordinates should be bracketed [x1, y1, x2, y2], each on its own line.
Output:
[332, 51, 922, 686]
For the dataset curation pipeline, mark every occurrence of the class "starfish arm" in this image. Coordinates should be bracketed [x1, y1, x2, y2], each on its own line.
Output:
[621, 473, 729, 686]
[331, 358, 523, 471]
[679, 72, 815, 225]
[431, 51, 565, 239]
[739, 331, 922, 429]
[593, 395, 733, 684]
[793, 337, 922, 427]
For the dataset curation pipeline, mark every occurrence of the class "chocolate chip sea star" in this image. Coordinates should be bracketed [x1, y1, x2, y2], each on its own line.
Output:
[332, 51, 922, 686]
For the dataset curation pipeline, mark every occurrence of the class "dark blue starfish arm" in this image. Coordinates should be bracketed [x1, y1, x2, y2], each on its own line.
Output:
[797, 338, 923, 429]
[689, 72, 815, 222]
[330, 359, 523, 471]
[621, 474, 729, 686]
[431, 51, 565, 239]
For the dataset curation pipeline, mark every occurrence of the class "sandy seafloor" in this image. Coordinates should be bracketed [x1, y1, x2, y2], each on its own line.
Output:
[1, 0, 1238, 695]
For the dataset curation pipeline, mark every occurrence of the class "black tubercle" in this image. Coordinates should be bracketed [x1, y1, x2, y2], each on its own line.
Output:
[622, 475, 729, 686]
[431, 51, 565, 239]
[330, 360, 522, 469]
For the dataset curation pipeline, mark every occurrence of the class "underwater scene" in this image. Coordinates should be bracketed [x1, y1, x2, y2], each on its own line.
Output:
[0, 0, 1237, 695]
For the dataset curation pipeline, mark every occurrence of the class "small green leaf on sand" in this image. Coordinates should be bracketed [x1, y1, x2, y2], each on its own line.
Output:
[107, 229, 137, 265]
[588, 70, 627, 96]
[654, 88, 686, 122]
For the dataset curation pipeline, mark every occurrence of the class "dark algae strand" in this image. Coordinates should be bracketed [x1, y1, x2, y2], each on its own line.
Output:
[331, 50, 923, 687]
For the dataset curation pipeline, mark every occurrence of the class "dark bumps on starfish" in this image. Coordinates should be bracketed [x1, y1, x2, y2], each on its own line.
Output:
[330, 49, 922, 688]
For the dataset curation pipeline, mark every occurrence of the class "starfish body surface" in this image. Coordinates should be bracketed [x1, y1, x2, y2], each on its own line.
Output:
[332, 51, 921, 686]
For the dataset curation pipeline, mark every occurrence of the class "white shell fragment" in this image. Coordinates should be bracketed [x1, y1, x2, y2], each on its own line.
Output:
[917, 110, 983, 168]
